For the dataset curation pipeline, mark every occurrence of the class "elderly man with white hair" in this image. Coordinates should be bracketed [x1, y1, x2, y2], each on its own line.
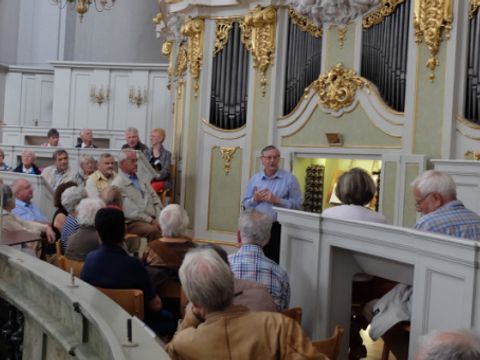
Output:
[416, 329, 480, 360]
[166, 247, 325, 359]
[11, 178, 48, 222]
[412, 170, 480, 239]
[13, 150, 41, 175]
[65, 198, 104, 261]
[228, 209, 290, 310]
[75, 128, 97, 148]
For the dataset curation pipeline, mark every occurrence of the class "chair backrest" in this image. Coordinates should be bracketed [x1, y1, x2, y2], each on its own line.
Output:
[60, 257, 85, 278]
[157, 278, 187, 317]
[280, 307, 303, 324]
[312, 325, 344, 360]
[97, 287, 145, 320]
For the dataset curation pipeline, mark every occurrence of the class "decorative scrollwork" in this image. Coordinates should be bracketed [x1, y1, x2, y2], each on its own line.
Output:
[363, 0, 405, 28]
[214, 20, 234, 55]
[181, 17, 205, 95]
[337, 26, 348, 47]
[220, 146, 238, 175]
[470, 0, 480, 18]
[413, 0, 453, 81]
[312, 63, 370, 111]
[242, 5, 277, 96]
[288, 8, 322, 38]
[174, 44, 188, 95]
[162, 40, 173, 90]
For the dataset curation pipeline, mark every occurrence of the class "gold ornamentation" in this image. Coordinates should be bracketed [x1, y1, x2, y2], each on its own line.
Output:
[181, 17, 205, 96]
[363, 0, 405, 28]
[153, 12, 163, 25]
[239, 20, 253, 51]
[413, 0, 453, 81]
[470, 0, 480, 18]
[464, 150, 480, 160]
[220, 147, 238, 175]
[175, 45, 188, 96]
[162, 41, 173, 90]
[243, 5, 277, 96]
[288, 8, 322, 38]
[312, 63, 370, 111]
[214, 20, 234, 55]
[337, 26, 348, 47]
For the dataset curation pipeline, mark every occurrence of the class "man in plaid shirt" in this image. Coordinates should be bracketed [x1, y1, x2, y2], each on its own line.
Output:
[228, 209, 290, 310]
[412, 170, 480, 240]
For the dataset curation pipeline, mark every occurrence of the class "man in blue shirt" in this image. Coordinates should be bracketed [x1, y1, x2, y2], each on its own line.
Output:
[11, 179, 48, 222]
[243, 145, 302, 263]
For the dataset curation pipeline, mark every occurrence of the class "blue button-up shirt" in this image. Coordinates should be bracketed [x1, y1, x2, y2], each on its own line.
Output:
[12, 199, 48, 222]
[243, 169, 302, 221]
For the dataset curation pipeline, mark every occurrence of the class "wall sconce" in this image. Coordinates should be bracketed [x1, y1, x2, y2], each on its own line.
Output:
[90, 85, 109, 106]
[325, 133, 343, 147]
[129, 87, 148, 107]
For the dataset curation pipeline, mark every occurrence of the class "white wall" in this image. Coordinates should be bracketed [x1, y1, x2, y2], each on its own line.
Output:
[0, 0, 20, 64]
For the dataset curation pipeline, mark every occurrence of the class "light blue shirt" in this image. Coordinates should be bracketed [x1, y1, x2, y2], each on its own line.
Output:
[243, 169, 302, 221]
[12, 199, 48, 222]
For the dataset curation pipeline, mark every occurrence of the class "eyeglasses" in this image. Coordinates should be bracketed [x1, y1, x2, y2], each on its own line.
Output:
[415, 192, 433, 208]
[262, 156, 280, 161]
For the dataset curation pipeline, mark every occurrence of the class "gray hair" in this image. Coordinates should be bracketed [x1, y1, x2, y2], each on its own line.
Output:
[179, 248, 234, 312]
[238, 209, 273, 247]
[101, 185, 123, 208]
[1, 184, 15, 209]
[159, 204, 189, 237]
[335, 168, 376, 206]
[79, 155, 96, 168]
[411, 170, 457, 199]
[118, 149, 136, 163]
[99, 152, 113, 161]
[125, 127, 139, 135]
[22, 150, 35, 160]
[76, 198, 105, 226]
[260, 145, 279, 156]
[417, 329, 480, 360]
[80, 128, 92, 136]
[61, 186, 87, 213]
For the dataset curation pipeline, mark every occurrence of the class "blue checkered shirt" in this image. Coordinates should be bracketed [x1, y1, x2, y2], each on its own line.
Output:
[229, 244, 290, 310]
[414, 200, 480, 240]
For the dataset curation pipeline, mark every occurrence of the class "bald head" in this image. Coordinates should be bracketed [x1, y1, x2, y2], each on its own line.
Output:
[417, 329, 480, 360]
[11, 178, 33, 204]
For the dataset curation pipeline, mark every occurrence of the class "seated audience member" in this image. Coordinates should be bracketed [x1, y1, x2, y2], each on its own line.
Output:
[51, 181, 78, 241]
[74, 155, 97, 185]
[166, 247, 324, 360]
[412, 170, 480, 238]
[41, 149, 77, 190]
[41, 128, 61, 147]
[75, 128, 97, 148]
[182, 244, 276, 319]
[322, 167, 385, 223]
[143, 204, 195, 288]
[65, 198, 104, 261]
[416, 329, 480, 360]
[13, 150, 41, 175]
[1, 184, 56, 256]
[11, 179, 48, 222]
[112, 150, 162, 242]
[81, 207, 175, 336]
[85, 153, 116, 197]
[101, 185, 123, 210]
[149, 128, 172, 192]
[121, 127, 150, 159]
[229, 209, 290, 310]
[60, 186, 87, 250]
[0, 149, 12, 171]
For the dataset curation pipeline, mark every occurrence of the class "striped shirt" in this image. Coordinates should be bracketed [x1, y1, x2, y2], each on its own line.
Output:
[61, 215, 80, 250]
[229, 244, 290, 310]
[414, 200, 480, 240]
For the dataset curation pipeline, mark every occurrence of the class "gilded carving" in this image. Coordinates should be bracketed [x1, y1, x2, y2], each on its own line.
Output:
[312, 63, 370, 111]
[174, 44, 188, 96]
[363, 0, 405, 28]
[181, 17, 205, 95]
[214, 20, 234, 55]
[220, 147, 238, 175]
[243, 5, 277, 96]
[413, 0, 453, 81]
[337, 26, 348, 47]
[288, 8, 322, 38]
[464, 150, 480, 160]
[470, 0, 480, 18]
[162, 41, 173, 90]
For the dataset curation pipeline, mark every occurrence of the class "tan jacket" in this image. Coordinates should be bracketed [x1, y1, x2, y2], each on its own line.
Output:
[85, 170, 117, 197]
[2, 211, 47, 237]
[111, 171, 161, 223]
[166, 305, 327, 360]
[41, 166, 77, 190]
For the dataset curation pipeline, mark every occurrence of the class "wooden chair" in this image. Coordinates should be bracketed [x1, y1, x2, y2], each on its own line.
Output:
[57, 256, 85, 278]
[156, 163, 176, 206]
[157, 278, 187, 317]
[280, 307, 303, 324]
[97, 287, 145, 320]
[312, 325, 344, 360]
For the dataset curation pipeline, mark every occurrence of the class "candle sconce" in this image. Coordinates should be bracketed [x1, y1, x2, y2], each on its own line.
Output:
[90, 85, 109, 106]
[128, 87, 148, 107]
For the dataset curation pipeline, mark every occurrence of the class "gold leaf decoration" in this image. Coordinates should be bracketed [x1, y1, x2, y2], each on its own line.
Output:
[220, 146, 238, 175]
[470, 0, 480, 18]
[363, 0, 405, 28]
[174, 44, 188, 95]
[312, 63, 370, 111]
[288, 8, 322, 38]
[337, 26, 348, 47]
[162, 40, 173, 90]
[181, 17, 205, 95]
[214, 20, 234, 55]
[413, 0, 453, 81]
[242, 5, 277, 96]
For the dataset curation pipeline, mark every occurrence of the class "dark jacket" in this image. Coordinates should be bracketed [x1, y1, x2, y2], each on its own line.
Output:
[13, 164, 41, 175]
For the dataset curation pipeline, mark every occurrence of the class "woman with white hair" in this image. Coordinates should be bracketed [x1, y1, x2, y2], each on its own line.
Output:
[75, 155, 97, 185]
[60, 186, 87, 250]
[143, 204, 195, 288]
[65, 198, 104, 261]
